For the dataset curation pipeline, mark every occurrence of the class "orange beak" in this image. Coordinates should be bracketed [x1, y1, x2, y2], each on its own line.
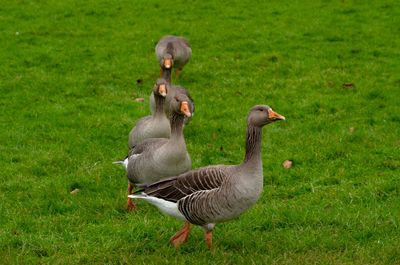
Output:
[180, 101, 191, 117]
[158, 84, 167, 97]
[163, 58, 173, 69]
[268, 109, 285, 121]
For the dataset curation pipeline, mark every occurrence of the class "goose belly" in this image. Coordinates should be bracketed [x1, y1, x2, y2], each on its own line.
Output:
[215, 183, 263, 223]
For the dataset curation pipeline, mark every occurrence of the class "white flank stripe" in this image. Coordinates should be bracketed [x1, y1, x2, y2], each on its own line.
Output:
[128, 194, 186, 221]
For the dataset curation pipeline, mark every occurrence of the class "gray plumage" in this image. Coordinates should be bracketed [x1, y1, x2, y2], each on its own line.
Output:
[149, 78, 195, 124]
[156, 35, 192, 82]
[132, 105, 285, 237]
[128, 79, 170, 149]
[126, 93, 193, 185]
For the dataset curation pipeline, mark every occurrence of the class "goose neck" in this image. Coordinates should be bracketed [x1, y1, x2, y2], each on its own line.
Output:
[153, 94, 166, 118]
[170, 113, 185, 140]
[243, 125, 263, 164]
[162, 69, 172, 83]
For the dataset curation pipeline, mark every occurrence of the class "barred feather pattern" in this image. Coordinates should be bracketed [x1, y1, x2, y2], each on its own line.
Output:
[177, 175, 261, 226]
[131, 106, 281, 229]
[144, 166, 229, 203]
[141, 124, 264, 226]
[177, 125, 264, 226]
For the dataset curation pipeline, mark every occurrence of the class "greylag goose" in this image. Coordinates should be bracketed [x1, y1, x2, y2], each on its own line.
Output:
[129, 105, 285, 248]
[149, 78, 195, 124]
[156, 35, 192, 83]
[124, 93, 193, 210]
[128, 79, 170, 149]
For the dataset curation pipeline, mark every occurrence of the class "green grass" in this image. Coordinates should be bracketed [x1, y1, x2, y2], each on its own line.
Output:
[1, 0, 400, 264]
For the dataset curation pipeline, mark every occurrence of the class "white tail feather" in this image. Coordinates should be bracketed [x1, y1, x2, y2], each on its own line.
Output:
[128, 194, 186, 221]
[112, 157, 129, 170]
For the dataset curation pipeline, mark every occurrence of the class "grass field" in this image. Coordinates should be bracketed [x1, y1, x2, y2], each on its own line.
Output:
[1, 0, 399, 264]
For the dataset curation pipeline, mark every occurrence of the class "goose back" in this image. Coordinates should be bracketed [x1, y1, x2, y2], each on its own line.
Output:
[155, 35, 192, 69]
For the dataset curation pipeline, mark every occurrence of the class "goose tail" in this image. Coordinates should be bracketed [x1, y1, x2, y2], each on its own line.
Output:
[128, 193, 186, 221]
[112, 157, 129, 170]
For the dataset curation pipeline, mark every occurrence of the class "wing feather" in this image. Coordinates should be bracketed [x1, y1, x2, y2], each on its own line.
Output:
[142, 166, 229, 203]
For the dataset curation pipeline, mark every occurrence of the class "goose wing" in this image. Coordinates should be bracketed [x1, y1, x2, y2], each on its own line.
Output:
[139, 165, 230, 203]
[177, 36, 190, 48]
[128, 116, 152, 148]
[129, 137, 168, 156]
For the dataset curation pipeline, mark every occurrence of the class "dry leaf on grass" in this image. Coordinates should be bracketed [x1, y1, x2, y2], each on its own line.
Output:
[134, 98, 145, 102]
[342, 83, 355, 89]
[70, 188, 80, 195]
[282, 160, 293, 169]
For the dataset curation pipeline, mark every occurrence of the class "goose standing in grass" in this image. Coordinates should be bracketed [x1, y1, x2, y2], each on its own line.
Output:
[156, 35, 192, 83]
[149, 78, 195, 124]
[128, 79, 171, 149]
[123, 93, 193, 210]
[129, 105, 285, 248]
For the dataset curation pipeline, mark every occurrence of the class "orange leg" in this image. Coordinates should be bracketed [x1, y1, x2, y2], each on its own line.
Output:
[170, 222, 192, 248]
[127, 182, 136, 211]
[204, 230, 213, 249]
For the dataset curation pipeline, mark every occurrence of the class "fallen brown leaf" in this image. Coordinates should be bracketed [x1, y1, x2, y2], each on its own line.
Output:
[70, 188, 80, 195]
[283, 160, 293, 169]
[342, 83, 355, 89]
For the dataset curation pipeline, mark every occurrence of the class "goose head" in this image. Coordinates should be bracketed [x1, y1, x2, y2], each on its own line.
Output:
[153, 78, 169, 97]
[170, 93, 192, 118]
[247, 105, 285, 127]
[161, 53, 174, 69]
